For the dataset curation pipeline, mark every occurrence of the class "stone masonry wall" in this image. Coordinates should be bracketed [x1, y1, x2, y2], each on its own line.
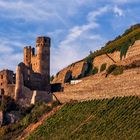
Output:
[93, 51, 120, 71]
[53, 40, 140, 83]
[54, 67, 140, 103]
[53, 61, 84, 84]
[94, 40, 140, 70]
[17, 86, 52, 106]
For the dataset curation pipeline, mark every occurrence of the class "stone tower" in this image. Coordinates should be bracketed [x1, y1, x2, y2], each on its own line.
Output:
[14, 65, 23, 101]
[36, 36, 51, 90]
[24, 46, 35, 67]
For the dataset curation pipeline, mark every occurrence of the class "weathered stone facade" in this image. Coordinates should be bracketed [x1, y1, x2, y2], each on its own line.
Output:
[54, 67, 140, 103]
[0, 36, 52, 106]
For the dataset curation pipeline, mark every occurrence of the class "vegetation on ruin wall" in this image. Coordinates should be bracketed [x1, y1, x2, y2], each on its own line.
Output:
[112, 65, 124, 76]
[83, 56, 93, 76]
[106, 64, 118, 75]
[100, 63, 107, 72]
[0, 101, 60, 140]
[76, 24, 140, 66]
[92, 67, 98, 75]
[79, 56, 98, 77]
[55, 24, 140, 79]
[106, 60, 140, 76]
[106, 64, 125, 76]
[27, 96, 140, 140]
[85, 24, 140, 61]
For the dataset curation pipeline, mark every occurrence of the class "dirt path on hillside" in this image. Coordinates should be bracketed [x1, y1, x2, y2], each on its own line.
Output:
[71, 115, 94, 135]
[16, 105, 64, 140]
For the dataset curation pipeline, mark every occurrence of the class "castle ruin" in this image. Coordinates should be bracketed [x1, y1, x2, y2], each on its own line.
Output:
[0, 36, 52, 106]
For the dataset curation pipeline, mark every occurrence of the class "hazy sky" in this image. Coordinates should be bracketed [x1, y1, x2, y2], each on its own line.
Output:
[0, 0, 140, 74]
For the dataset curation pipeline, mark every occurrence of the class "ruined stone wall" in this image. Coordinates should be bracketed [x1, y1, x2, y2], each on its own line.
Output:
[93, 40, 140, 70]
[0, 70, 14, 94]
[52, 61, 84, 84]
[24, 46, 32, 66]
[126, 40, 140, 58]
[17, 86, 52, 106]
[53, 40, 140, 83]
[29, 73, 43, 90]
[4, 84, 15, 97]
[54, 67, 140, 103]
[0, 70, 14, 86]
[24, 46, 39, 73]
[31, 91, 52, 104]
[93, 51, 120, 71]
[119, 40, 140, 65]
[31, 55, 38, 72]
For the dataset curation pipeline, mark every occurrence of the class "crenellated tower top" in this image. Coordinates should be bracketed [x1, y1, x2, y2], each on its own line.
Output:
[36, 36, 51, 47]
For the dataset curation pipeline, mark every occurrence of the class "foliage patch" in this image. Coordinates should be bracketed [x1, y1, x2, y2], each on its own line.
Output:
[112, 65, 124, 75]
[0, 101, 60, 140]
[92, 67, 98, 75]
[106, 64, 117, 75]
[100, 63, 107, 72]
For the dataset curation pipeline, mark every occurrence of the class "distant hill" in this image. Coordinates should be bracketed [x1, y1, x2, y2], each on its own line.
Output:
[26, 96, 140, 140]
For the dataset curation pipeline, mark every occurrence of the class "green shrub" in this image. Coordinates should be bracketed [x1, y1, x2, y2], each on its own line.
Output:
[112, 65, 124, 75]
[106, 64, 117, 75]
[92, 67, 98, 75]
[106, 65, 124, 76]
[19, 105, 34, 116]
[51, 101, 61, 108]
[31, 102, 52, 123]
[100, 63, 107, 72]
[21, 114, 32, 127]
[0, 96, 18, 112]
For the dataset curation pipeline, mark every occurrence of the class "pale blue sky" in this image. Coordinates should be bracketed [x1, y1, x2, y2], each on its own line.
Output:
[0, 0, 140, 74]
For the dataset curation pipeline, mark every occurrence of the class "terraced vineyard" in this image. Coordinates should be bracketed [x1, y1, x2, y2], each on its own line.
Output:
[27, 96, 140, 140]
[72, 24, 140, 66]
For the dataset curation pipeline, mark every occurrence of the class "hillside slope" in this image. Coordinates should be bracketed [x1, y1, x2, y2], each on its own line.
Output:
[53, 24, 140, 84]
[17, 105, 63, 140]
[26, 96, 140, 140]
